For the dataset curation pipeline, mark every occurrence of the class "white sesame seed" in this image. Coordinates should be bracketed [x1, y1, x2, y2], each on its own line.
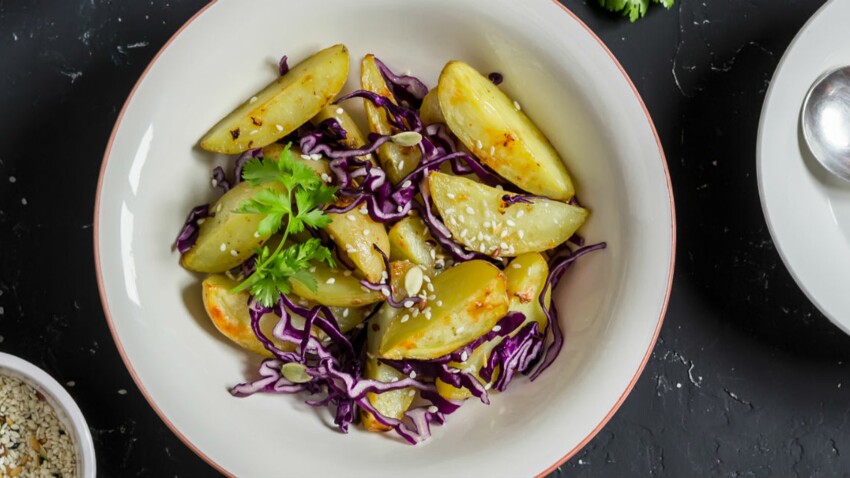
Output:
[363, 228, 371, 236]
[492, 325, 502, 332]
[346, 245, 357, 253]
[118, 388, 128, 395]
[423, 275, 431, 283]
[249, 96, 258, 103]
[310, 153, 323, 160]
[381, 288, 391, 297]
[399, 160, 405, 170]
[336, 107, 344, 115]
[477, 232, 485, 241]
[447, 193, 456, 199]
[518, 230, 525, 239]
[360, 206, 369, 215]
[409, 371, 417, 379]
[456, 326, 465, 334]
[459, 215, 466, 223]
[301, 154, 312, 160]
[412, 308, 420, 317]
[512, 263, 522, 269]
[326, 278, 336, 284]
[276, 124, 284, 131]
[424, 310, 432, 319]
[436, 300, 443, 306]
[461, 351, 469, 361]
[343, 308, 350, 317]
[517, 210, 525, 218]
[485, 382, 492, 390]
[347, 215, 356, 222]
[253, 231, 260, 238]
[479, 243, 487, 252]
[197, 218, 206, 225]
[216, 203, 222, 213]
[402, 180, 412, 189]
[8, 176, 16, 183]
[446, 208, 456, 214]
[401, 314, 410, 323]
[428, 406, 438, 413]
[500, 242, 509, 249]
[408, 389, 416, 396]
[211, 178, 218, 188]
[483, 221, 491, 228]
[513, 100, 521, 110]
[403, 300, 415, 308]
[430, 249, 437, 260]
[490, 146, 496, 156]
[465, 206, 475, 214]
[506, 220, 517, 227]
[230, 249, 238, 256]
[426, 283, 434, 292]
[250, 130, 259, 135]
[321, 173, 332, 183]
[500, 230, 508, 238]
[449, 217, 458, 226]
[397, 205, 404, 213]
[219, 243, 227, 252]
[460, 229, 468, 238]
[476, 139, 483, 150]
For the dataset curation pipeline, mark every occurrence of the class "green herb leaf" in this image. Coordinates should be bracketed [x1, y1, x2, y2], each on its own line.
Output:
[597, 0, 673, 22]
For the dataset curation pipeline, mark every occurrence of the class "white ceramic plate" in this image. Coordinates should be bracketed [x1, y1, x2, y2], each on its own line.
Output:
[758, 0, 850, 334]
[94, 0, 674, 476]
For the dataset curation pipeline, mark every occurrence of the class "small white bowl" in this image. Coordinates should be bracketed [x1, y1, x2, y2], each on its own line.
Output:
[0, 352, 96, 478]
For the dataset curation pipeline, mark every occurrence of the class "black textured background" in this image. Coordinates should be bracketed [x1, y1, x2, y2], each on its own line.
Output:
[0, 0, 844, 476]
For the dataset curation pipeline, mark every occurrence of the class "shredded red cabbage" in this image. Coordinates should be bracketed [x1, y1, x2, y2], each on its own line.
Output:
[373, 57, 429, 109]
[211, 167, 231, 193]
[358, 245, 424, 308]
[231, 293, 462, 443]
[278, 55, 289, 76]
[175, 205, 209, 254]
[529, 242, 607, 380]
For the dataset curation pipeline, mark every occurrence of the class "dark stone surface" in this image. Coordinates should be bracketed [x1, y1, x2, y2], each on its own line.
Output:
[0, 0, 844, 476]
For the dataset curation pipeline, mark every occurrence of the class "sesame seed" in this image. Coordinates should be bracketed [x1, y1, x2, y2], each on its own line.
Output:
[336, 107, 344, 115]
[500, 242, 509, 249]
[479, 243, 487, 252]
[446, 208, 456, 214]
[253, 231, 260, 238]
[118, 388, 128, 395]
[517, 210, 525, 218]
[408, 389, 416, 396]
[430, 249, 437, 260]
[216, 203, 222, 212]
[401, 315, 410, 323]
[423, 275, 431, 283]
[230, 249, 238, 256]
[483, 221, 491, 228]
[456, 326, 465, 334]
[436, 300, 443, 306]
[250, 130, 258, 135]
[410, 371, 417, 379]
[249, 96, 258, 103]
[397, 205, 404, 213]
[461, 351, 469, 361]
[465, 206, 475, 214]
[460, 229, 469, 238]
[197, 218, 206, 225]
[513, 100, 521, 110]
[211, 178, 218, 188]
[310, 154, 323, 160]
[477, 231, 485, 241]
[346, 245, 356, 253]
[492, 325, 502, 332]
[399, 160, 405, 170]
[276, 124, 284, 131]
[219, 243, 227, 252]
[449, 217, 458, 226]
[403, 300, 415, 308]
[343, 308, 350, 317]
[506, 219, 517, 227]
[363, 229, 371, 236]
[490, 146, 496, 156]
[447, 193, 456, 199]
[301, 154, 312, 160]
[424, 310, 432, 319]
[518, 230, 525, 239]
[485, 382, 492, 390]
[321, 173, 332, 183]
[360, 206, 369, 215]
[381, 288, 390, 297]
[402, 180, 412, 188]
[500, 230, 508, 238]
[426, 283, 434, 292]
[512, 263, 522, 269]
[412, 308, 420, 317]
[8, 176, 16, 183]
[326, 278, 336, 284]
[428, 406, 438, 413]
[459, 215, 466, 223]
[476, 139, 483, 150]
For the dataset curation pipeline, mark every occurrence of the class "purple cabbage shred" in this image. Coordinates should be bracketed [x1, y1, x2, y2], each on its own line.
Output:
[175, 205, 210, 254]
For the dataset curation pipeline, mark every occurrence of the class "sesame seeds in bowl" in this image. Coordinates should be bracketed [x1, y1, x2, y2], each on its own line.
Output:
[0, 353, 96, 478]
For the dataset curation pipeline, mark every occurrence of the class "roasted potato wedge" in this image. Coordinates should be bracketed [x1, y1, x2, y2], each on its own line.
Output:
[361, 54, 421, 184]
[261, 143, 331, 177]
[438, 61, 575, 200]
[181, 180, 286, 273]
[325, 208, 389, 283]
[200, 44, 350, 154]
[429, 172, 587, 257]
[290, 262, 384, 307]
[436, 253, 550, 399]
[362, 261, 417, 431]
[388, 216, 437, 269]
[201, 275, 294, 356]
[379, 260, 508, 360]
[419, 88, 445, 126]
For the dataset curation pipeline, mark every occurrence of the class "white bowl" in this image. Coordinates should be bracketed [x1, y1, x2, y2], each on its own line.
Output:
[94, 0, 674, 476]
[0, 352, 96, 477]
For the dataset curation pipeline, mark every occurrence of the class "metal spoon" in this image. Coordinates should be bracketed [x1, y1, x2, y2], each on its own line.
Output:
[802, 67, 850, 181]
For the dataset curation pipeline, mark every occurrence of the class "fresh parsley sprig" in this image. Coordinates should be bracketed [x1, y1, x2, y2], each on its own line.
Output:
[231, 144, 337, 307]
[598, 0, 674, 22]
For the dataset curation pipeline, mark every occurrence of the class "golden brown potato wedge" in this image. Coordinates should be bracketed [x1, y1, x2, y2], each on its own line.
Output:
[419, 88, 445, 126]
[200, 45, 350, 154]
[435, 253, 550, 399]
[290, 262, 384, 307]
[428, 172, 587, 257]
[325, 208, 389, 283]
[181, 180, 286, 273]
[362, 261, 417, 431]
[388, 216, 437, 269]
[379, 260, 508, 360]
[361, 54, 421, 184]
[438, 61, 574, 200]
[310, 106, 369, 151]
[201, 275, 293, 357]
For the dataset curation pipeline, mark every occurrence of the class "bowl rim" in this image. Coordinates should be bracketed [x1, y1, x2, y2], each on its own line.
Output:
[92, 1, 675, 476]
[0, 352, 97, 478]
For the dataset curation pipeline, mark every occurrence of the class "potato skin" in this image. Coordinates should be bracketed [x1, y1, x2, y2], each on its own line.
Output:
[290, 262, 384, 308]
[438, 60, 575, 200]
[428, 171, 587, 258]
[325, 208, 389, 284]
[200, 44, 350, 154]
[388, 216, 437, 269]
